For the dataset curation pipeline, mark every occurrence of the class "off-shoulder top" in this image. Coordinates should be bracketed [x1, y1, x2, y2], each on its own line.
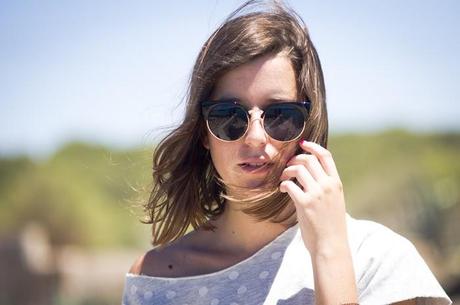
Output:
[122, 215, 452, 305]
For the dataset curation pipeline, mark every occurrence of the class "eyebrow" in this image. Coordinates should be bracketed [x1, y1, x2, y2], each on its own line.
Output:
[214, 95, 296, 104]
[266, 97, 296, 103]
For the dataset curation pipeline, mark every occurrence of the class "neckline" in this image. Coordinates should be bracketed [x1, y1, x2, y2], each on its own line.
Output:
[127, 222, 299, 281]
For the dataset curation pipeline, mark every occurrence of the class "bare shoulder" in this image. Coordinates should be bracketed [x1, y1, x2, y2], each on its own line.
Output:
[128, 247, 168, 276]
[128, 252, 146, 275]
[128, 228, 219, 278]
[128, 241, 187, 277]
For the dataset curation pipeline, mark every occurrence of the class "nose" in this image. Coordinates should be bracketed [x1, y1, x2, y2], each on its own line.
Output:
[244, 108, 267, 147]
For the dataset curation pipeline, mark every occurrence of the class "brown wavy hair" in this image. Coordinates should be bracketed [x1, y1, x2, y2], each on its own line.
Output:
[143, 0, 328, 247]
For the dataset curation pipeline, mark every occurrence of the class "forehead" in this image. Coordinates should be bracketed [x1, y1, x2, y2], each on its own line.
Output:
[210, 53, 297, 105]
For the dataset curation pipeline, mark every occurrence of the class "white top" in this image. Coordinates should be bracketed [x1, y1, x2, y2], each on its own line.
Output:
[122, 214, 452, 305]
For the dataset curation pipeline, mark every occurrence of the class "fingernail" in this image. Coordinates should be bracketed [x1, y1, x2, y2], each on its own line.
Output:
[299, 140, 307, 146]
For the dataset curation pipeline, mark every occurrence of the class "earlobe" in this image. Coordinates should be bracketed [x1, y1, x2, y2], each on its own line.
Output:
[202, 134, 210, 150]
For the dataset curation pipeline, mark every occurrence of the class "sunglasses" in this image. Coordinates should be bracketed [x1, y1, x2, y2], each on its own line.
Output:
[201, 99, 311, 142]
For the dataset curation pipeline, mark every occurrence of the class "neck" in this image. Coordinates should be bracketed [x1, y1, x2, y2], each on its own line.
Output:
[204, 200, 296, 256]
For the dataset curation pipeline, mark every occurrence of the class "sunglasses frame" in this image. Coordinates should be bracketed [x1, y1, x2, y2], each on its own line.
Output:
[201, 99, 311, 142]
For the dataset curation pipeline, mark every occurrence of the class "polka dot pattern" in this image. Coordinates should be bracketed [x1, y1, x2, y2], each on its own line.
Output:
[130, 285, 137, 295]
[210, 298, 220, 305]
[228, 270, 239, 280]
[237, 285, 247, 294]
[198, 286, 208, 296]
[259, 271, 269, 279]
[124, 231, 298, 305]
[143, 291, 153, 300]
[166, 290, 176, 299]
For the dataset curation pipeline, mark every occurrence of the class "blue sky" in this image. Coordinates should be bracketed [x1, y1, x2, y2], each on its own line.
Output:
[1, 0, 459, 158]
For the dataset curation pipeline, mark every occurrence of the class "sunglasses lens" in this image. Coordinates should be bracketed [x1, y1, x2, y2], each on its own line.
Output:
[264, 104, 306, 141]
[207, 103, 248, 141]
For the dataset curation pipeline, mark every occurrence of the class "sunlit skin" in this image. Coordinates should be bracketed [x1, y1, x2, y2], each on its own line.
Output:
[204, 52, 351, 255]
[204, 52, 359, 303]
[130, 52, 417, 305]
[203, 52, 298, 193]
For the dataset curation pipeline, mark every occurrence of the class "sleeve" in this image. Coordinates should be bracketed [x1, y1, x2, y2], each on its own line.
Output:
[122, 275, 150, 305]
[355, 225, 452, 305]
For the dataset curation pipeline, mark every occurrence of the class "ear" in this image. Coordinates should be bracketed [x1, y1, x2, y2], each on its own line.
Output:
[202, 133, 210, 150]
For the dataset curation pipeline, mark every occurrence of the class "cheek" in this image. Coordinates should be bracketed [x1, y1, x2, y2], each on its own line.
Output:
[208, 137, 236, 173]
[270, 141, 299, 164]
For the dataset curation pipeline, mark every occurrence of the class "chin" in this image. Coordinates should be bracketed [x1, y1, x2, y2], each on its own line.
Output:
[238, 177, 269, 190]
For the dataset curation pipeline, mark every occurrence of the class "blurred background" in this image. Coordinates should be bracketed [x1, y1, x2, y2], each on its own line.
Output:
[1, 0, 459, 304]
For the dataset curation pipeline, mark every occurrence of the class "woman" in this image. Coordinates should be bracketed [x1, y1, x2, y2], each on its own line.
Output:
[123, 1, 452, 304]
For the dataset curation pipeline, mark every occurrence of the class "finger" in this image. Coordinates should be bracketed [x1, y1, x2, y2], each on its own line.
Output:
[299, 141, 340, 178]
[280, 165, 318, 191]
[279, 180, 310, 206]
[286, 153, 328, 181]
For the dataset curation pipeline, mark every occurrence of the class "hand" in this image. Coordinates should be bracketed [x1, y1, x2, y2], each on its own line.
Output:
[279, 140, 349, 256]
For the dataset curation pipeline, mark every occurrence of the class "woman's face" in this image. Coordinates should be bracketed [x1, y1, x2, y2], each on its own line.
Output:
[204, 52, 299, 195]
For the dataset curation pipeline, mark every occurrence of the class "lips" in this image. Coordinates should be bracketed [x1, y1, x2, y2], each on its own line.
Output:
[238, 161, 272, 173]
